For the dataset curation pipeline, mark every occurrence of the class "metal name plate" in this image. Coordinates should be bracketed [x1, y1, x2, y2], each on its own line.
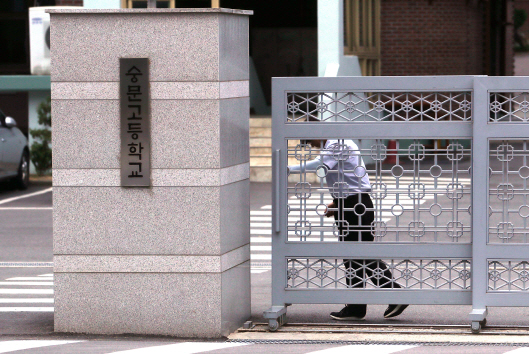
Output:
[120, 58, 151, 187]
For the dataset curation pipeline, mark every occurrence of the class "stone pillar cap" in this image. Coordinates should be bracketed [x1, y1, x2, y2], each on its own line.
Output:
[46, 8, 253, 15]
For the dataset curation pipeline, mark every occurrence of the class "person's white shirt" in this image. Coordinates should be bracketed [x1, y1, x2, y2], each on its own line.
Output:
[289, 139, 371, 198]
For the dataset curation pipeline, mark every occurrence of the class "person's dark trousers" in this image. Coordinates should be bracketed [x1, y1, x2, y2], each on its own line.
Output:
[333, 193, 401, 308]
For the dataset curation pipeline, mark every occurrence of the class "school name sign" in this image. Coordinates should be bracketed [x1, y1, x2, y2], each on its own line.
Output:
[120, 58, 151, 187]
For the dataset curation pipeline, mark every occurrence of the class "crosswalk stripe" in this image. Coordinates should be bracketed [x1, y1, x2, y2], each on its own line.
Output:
[0, 207, 53, 210]
[108, 342, 250, 354]
[0, 282, 53, 286]
[0, 273, 54, 313]
[505, 348, 529, 353]
[250, 238, 271, 243]
[0, 341, 82, 353]
[306, 344, 417, 354]
[6, 277, 53, 281]
[251, 254, 272, 260]
[0, 298, 53, 303]
[251, 229, 272, 235]
[0, 307, 53, 312]
[251, 246, 272, 251]
[0, 289, 53, 294]
[251, 269, 270, 274]
[251, 211, 272, 215]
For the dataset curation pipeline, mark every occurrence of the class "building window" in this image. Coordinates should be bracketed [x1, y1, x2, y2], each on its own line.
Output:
[344, 0, 381, 76]
[122, 0, 220, 8]
[122, 0, 174, 8]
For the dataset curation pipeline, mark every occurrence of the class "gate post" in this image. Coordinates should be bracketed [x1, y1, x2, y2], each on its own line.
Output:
[469, 76, 489, 333]
[49, 8, 251, 337]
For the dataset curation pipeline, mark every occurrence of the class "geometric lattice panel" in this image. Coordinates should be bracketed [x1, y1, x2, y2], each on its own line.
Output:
[286, 258, 471, 290]
[489, 141, 529, 243]
[287, 91, 472, 122]
[287, 139, 472, 243]
[490, 92, 529, 122]
[488, 260, 529, 291]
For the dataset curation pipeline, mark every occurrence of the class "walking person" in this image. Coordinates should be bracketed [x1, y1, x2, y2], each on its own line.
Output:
[289, 138, 408, 320]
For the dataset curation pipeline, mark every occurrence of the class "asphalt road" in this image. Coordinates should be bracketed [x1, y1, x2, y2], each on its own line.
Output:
[0, 181, 52, 262]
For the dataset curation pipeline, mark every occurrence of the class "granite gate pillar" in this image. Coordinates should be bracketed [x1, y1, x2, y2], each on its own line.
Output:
[49, 8, 251, 337]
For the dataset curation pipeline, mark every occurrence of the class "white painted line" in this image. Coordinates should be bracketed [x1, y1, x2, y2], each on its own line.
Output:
[0, 282, 53, 286]
[250, 217, 272, 221]
[251, 211, 272, 216]
[250, 238, 271, 243]
[0, 289, 53, 294]
[505, 348, 529, 353]
[251, 229, 271, 235]
[306, 344, 417, 354]
[250, 223, 272, 227]
[251, 254, 272, 260]
[108, 341, 249, 354]
[0, 340, 81, 353]
[38, 274, 53, 277]
[0, 187, 52, 206]
[251, 269, 269, 274]
[6, 277, 53, 281]
[0, 207, 52, 211]
[0, 298, 53, 303]
[250, 246, 272, 251]
[0, 307, 54, 312]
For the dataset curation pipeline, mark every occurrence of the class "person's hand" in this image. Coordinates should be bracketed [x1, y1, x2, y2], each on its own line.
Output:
[324, 202, 335, 217]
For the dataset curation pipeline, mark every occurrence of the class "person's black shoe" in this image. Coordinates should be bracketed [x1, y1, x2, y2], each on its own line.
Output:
[384, 304, 408, 318]
[330, 304, 366, 320]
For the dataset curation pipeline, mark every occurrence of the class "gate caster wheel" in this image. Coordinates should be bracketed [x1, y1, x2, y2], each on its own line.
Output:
[268, 319, 279, 331]
[471, 321, 481, 334]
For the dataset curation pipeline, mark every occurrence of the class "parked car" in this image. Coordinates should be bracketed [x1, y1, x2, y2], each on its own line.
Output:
[0, 110, 29, 190]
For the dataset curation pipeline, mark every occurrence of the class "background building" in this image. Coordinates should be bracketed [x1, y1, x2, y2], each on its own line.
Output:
[0, 0, 517, 177]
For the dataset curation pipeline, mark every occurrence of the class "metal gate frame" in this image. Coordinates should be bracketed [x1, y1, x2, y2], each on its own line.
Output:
[264, 76, 529, 333]
[470, 77, 529, 332]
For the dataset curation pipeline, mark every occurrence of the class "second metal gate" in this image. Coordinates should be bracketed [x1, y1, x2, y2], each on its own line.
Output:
[264, 76, 529, 333]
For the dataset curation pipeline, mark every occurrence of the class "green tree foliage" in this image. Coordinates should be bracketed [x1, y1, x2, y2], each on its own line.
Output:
[515, 9, 529, 52]
[515, 9, 528, 30]
[30, 97, 52, 176]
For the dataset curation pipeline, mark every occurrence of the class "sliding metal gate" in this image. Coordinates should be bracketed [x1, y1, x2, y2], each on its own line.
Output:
[264, 76, 529, 333]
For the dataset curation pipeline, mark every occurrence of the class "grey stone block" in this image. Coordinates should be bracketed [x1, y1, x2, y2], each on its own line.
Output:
[51, 13, 219, 82]
[51, 81, 249, 100]
[219, 14, 250, 81]
[53, 99, 226, 169]
[47, 8, 253, 15]
[53, 164, 249, 187]
[219, 81, 249, 99]
[220, 179, 250, 254]
[221, 261, 251, 336]
[52, 100, 119, 169]
[54, 272, 223, 337]
[53, 186, 222, 255]
[220, 98, 250, 168]
[54, 245, 249, 273]
[51, 82, 118, 100]
[151, 99, 220, 169]
[153, 81, 249, 100]
[50, 11, 250, 82]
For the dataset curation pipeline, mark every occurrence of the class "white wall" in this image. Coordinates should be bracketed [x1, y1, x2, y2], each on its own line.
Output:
[84, 0, 121, 9]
